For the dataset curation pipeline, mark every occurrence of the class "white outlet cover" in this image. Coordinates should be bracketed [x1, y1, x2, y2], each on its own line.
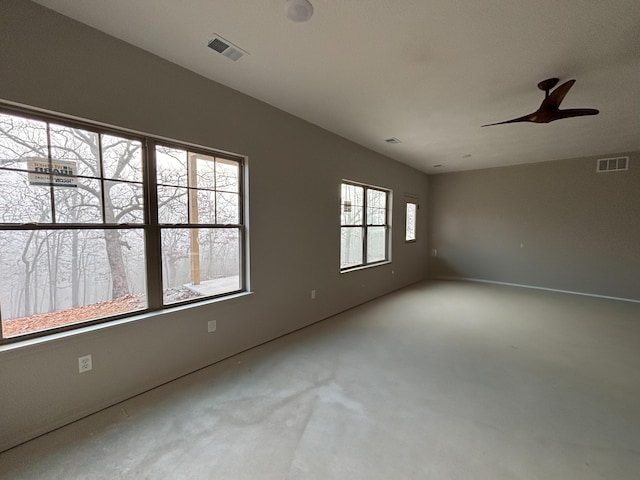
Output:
[208, 320, 217, 333]
[78, 354, 92, 373]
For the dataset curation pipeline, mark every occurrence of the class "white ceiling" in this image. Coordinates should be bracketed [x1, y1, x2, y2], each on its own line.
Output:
[34, 0, 640, 174]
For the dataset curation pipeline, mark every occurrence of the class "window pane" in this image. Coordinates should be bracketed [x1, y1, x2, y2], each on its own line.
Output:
[50, 124, 100, 178]
[340, 226, 363, 269]
[367, 189, 387, 225]
[0, 113, 48, 170]
[156, 146, 187, 187]
[158, 185, 188, 224]
[194, 154, 216, 190]
[196, 190, 216, 224]
[161, 228, 241, 304]
[102, 134, 143, 182]
[406, 202, 417, 241]
[105, 180, 144, 223]
[0, 228, 147, 338]
[54, 178, 102, 223]
[187, 188, 216, 224]
[216, 158, 240, 192]
[367, 189, 386, 209]
[366, 226, 386, 263]
[216, 192, 239, 224]
[367, 207, 386, 225]
[341, 184, 364, 225]
[0, 169, 52, 223]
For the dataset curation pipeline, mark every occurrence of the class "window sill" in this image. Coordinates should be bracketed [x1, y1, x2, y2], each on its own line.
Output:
[0, 291, 254, 353]
[340, 260, 391, 274]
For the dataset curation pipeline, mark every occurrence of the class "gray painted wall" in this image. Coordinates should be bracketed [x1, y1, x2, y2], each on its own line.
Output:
[0, 1, 428, 451]
[429, 152, 640, 301]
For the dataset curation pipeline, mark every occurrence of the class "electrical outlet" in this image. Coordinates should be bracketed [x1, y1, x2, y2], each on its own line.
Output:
[208, 320, 217, 333]
[311, 289, 316, 299]
[78, 354, 92, 373]
[431, 248, 438, 257]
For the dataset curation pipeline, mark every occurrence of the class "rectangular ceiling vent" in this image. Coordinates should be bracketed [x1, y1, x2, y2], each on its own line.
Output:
[207, 34, 248, 61]
[597, 156, 629, 173]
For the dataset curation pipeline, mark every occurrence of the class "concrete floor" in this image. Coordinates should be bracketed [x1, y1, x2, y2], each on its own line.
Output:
[1, 281, 639, 479]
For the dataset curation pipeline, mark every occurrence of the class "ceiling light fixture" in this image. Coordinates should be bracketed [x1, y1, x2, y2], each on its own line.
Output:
[285, 0, 314, 22]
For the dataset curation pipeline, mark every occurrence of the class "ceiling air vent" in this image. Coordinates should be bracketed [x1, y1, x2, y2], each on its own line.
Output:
[597, 156, 629, 173]
[207, 34, 248, 61]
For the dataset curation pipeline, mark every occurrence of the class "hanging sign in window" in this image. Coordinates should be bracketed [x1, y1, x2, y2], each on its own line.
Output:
[28, 157, 78, 187]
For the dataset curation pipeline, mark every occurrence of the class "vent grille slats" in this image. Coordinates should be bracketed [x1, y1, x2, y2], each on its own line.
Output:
[207, 34, 248, 61]
[597, 156, 629, 173]
[208, 38, 229, 54]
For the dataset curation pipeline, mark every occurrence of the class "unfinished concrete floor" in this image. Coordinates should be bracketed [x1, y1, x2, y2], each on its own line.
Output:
[1, 281, 639, 479]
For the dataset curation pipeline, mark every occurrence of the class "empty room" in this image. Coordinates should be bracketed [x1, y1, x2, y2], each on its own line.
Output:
[0, 1, 638, 479]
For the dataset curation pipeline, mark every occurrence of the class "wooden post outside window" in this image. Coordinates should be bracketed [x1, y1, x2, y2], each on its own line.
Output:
[188, 153, 200, 285]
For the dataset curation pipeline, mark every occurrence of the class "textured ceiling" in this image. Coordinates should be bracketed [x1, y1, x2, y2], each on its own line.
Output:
[34, 0, 640, 173]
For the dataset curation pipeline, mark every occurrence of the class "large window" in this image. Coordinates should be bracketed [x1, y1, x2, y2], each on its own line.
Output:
[0, 106, 245, 341]
[340, 181, 390, 271]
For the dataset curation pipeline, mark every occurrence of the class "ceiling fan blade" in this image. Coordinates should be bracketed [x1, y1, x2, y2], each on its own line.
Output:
[541, 79, 575, 110]
[550, 108, 600, 121]
[481, 112, 538, 127]
[482, 77, 596, 127]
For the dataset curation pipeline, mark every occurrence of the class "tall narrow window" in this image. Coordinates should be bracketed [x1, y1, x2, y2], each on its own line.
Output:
[405, 202, 417, 242]
[340, 181, 390, 271]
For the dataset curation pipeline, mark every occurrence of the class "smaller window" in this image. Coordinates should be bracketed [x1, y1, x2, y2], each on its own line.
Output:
[405, 202, 417, 242]
[340, 181, 391, 271]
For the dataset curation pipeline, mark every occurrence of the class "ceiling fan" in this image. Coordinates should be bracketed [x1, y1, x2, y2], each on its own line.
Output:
[482, 78, 599, 127]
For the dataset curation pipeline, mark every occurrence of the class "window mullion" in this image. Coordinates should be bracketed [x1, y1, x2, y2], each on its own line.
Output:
[362, 187, 368, 266]
[213, 157, 218, 225]
[144, 140, 163, 310]
[98, 134, 107, 224]
[46, 122, 57, 224]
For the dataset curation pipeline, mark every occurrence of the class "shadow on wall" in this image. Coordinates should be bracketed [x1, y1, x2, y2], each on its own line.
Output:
[428, 255, 462, 279]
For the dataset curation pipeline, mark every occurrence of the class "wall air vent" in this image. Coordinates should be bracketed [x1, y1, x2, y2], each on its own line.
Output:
[385, 137, 401, 144]
[207, 34, 248, 61]
[597, 156, 629, 173]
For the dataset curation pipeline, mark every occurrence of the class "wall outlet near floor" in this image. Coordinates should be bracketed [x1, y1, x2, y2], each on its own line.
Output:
[311, 289, 316, 299]
[207, 320, 217, 333]
[431, 248, 438, 257]
[78, 354, 92, 373]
